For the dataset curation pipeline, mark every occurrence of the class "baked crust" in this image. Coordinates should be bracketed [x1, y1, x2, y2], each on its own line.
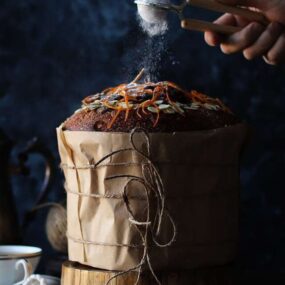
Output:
[63, 81, 240, 132]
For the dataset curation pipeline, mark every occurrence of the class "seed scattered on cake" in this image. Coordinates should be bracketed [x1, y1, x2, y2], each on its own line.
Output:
[65, 69, 239, 132]
[75, 70, 232, 129]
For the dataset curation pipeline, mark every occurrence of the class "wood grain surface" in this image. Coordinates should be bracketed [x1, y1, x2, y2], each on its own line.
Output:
[61, 261, 238, 285]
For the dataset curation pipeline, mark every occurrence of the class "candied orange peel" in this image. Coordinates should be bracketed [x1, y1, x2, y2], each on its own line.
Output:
[80, 69, 231, 129]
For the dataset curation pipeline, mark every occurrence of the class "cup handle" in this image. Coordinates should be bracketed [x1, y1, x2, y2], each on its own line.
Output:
[14, 259, 33, 285]
[23, 275, 47, 285]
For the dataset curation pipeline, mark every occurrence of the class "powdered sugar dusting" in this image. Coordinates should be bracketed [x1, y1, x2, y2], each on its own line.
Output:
[138, 14, 168, 37]
[139, 36, 167, 82]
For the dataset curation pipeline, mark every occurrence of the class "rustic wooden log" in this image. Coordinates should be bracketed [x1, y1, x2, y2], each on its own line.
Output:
[61, 261, 151, 285]
[61, 261, 238, 285]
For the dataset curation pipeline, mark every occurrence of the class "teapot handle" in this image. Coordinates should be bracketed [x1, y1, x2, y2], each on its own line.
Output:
[17, 138, 56, 229]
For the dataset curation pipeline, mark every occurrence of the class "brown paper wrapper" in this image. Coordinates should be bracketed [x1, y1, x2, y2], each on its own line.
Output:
[57, 123, 248, 271]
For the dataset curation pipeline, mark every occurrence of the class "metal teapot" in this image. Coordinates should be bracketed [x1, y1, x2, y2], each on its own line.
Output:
[0, 129, 55, 244]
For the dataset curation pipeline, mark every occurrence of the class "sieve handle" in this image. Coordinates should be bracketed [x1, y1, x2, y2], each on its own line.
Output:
[188, 0, 269, 26]
[181, 18, 241, 34]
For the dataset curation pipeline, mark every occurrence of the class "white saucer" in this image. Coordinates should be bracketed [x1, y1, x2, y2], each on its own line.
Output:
[24, 275, 60, 285]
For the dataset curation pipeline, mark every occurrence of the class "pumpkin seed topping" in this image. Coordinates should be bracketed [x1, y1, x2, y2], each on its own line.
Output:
[75, 70, 231, 128]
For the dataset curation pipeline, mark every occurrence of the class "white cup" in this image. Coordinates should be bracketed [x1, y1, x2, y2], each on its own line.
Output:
[0, 245, 42, 285]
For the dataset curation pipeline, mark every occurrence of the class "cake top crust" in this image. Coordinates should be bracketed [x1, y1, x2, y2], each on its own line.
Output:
[63, 70, 239, 132]
[74, 83, 232, 129]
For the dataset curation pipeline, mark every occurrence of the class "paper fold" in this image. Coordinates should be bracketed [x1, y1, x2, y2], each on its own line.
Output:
[57, 124, 248, 270]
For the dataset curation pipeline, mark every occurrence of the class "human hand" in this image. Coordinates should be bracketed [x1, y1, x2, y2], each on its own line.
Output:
[204, 0, 285, 65]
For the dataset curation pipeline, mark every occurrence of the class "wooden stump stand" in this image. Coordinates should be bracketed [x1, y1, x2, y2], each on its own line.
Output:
[61, 261, 237, 285]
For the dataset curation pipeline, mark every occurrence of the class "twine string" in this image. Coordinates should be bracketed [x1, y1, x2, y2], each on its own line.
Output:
[105, 128, 176, 285]
[64, 128, 177, 285]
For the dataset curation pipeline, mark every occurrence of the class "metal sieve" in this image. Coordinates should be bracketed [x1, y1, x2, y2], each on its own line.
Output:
[135, 0, 268, 34]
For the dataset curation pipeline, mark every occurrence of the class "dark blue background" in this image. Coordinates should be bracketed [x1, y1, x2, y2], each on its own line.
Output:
[0, 0, 285, 276]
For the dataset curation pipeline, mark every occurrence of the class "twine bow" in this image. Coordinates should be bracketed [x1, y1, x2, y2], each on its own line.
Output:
[63, 128, 177, 285]
[102, 128, 177, 285]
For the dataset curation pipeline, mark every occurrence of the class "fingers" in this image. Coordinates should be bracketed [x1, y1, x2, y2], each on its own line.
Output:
[204, 13, 251, 47]
[220, 22, 265, 54]
[204, 11, 285, 65]
[204, 13, 237, 46]
[243, 22, 284, 60]
[264, 33, 285, 65]
[204, 32, 222, 47]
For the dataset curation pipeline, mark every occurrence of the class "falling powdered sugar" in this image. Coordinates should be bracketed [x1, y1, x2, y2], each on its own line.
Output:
[139, 36, 168, 82]
[126, 0, 179, 82]
[138, 14, 168, 37]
